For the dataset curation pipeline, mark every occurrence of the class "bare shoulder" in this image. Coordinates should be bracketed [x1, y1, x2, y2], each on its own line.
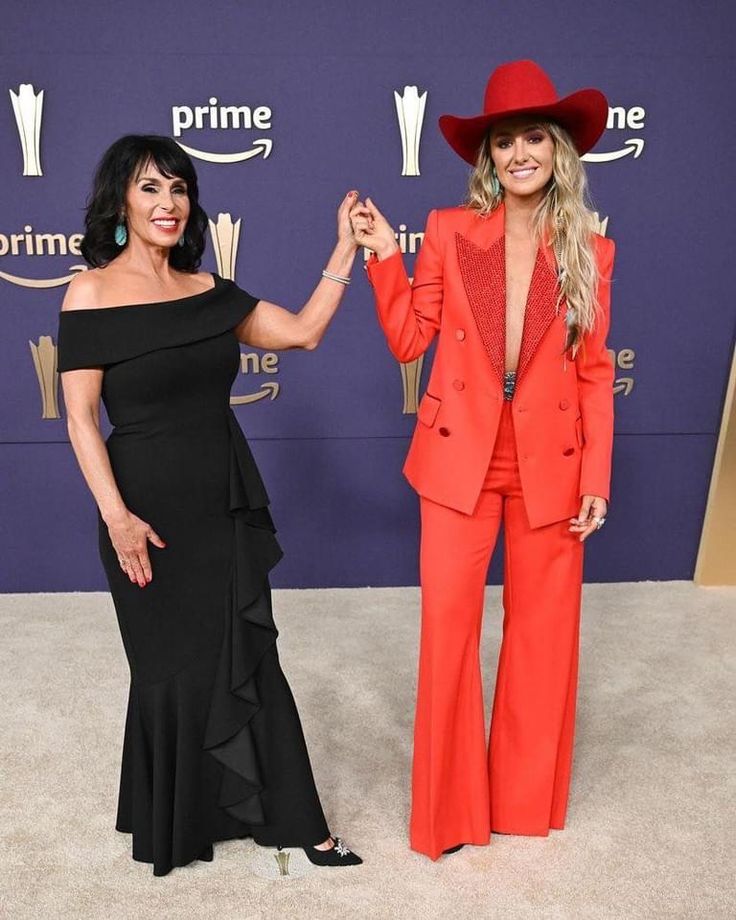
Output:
[61, 268, 215, 312]
[60, 269, 104, 311]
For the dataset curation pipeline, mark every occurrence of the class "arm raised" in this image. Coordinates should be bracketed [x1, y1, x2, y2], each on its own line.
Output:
[358, 204, 444, 363]
[235, 191, 359, 350]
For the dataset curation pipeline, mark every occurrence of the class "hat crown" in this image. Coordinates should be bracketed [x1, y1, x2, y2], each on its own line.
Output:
[483, 60, 559, 117]
[438, 58, 609, 163]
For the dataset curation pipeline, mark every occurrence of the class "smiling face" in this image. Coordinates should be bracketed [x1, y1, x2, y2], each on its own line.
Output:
[489, 118, 555, 203]
[123, 159, 190, 249]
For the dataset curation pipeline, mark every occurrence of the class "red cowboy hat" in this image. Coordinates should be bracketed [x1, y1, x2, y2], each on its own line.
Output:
[438, 60, 609, 164]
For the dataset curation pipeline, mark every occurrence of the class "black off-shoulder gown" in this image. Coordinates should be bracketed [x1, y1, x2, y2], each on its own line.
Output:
[57, 274, 329, 876]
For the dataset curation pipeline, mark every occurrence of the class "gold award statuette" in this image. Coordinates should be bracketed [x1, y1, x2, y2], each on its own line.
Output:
[29, 335, 60, 419]
[10, 84, 44, 177]
[394, 86, 427, 177]
[591, 211, 609, 237]
[209, 212, 241, 281]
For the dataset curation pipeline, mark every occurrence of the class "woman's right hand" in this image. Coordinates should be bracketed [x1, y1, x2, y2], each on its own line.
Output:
[349, 197, 399, 260]
[106, 509, 166, 588]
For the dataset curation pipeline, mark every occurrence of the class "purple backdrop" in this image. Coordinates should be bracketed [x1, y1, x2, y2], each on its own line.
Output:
[1, 1, 734, 591]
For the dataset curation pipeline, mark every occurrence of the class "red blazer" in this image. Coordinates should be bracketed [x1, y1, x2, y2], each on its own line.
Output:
[366, 203, 615, 528]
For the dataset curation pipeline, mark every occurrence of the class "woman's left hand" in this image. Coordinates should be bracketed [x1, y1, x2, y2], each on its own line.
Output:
[569, 495, 608, 542]
[337, 190, 361, 247]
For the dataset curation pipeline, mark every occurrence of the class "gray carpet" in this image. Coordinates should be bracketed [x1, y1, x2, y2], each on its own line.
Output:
[1, 583, 734, 920]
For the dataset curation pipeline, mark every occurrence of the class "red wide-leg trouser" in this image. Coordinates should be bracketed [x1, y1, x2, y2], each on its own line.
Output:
[410, 400, 584, 859]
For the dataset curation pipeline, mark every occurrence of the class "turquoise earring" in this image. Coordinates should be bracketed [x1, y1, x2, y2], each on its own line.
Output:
[177, 234, 185, 248]
[114, 222, 127, 247]
[491, 168, 501, 197]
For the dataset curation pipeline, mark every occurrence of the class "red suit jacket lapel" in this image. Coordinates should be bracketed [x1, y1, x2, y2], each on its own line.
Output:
[454, 205, 561, 387]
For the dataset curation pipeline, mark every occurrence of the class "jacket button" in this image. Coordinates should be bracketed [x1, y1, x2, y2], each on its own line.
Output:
[563, 447, 575, 456]
[455, 329, 466, 341]
[438, 427, 451, 437]
[559, 399, 570, 410]
[453, 379, 465, 391]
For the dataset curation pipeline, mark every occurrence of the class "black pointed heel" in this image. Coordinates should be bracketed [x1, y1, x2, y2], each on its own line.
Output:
[442, 844, 465, 855]
[300, 836, 363, 867]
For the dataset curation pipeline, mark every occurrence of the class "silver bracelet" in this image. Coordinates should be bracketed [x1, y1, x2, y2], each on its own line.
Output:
[322, 269, 351, 286]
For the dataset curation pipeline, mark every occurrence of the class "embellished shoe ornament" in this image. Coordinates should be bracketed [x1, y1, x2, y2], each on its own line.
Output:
[279, 835, 362, 868]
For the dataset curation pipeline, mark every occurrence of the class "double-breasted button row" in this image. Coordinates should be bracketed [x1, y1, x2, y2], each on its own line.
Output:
[453, 379, 465, 391]
[455, 329, 466, 341]
[559, 398, 570, 410]
[439, 427, 451, 437]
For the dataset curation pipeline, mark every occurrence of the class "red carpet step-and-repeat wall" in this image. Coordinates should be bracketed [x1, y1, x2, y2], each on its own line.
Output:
[1, 0, 734, 591]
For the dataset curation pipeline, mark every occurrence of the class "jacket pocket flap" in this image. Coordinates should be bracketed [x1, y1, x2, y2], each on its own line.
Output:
[417, 393, 441, 428]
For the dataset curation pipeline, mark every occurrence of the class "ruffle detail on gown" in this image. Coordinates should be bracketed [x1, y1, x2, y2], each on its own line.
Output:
[115, 667, 221, 875]
[202, 410, 284, 825]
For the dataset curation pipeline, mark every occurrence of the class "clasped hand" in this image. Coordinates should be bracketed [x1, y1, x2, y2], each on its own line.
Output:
[348, 197, 399, 260]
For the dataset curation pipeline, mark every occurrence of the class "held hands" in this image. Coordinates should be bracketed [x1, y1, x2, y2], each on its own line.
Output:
[107, 509, 166, 587]
[349, 197, 399, 260]
[569, 496, 608, 542]
[337, 191, 361, 248]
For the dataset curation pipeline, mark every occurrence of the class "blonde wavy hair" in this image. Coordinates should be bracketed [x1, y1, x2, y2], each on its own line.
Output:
[466, 121, 600, 354]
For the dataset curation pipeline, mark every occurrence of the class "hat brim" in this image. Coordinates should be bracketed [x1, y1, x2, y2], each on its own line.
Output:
[438, 88, 609, 165]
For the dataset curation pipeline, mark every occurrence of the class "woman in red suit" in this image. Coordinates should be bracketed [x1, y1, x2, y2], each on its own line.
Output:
[351, 60, 615, 859]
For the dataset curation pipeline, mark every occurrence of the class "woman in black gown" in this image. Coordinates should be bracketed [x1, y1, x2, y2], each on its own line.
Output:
[57, 135, 362, 876]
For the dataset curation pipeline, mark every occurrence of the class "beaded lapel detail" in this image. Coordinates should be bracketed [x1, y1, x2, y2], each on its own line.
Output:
[455, 233, 506, 384]
[455, 231, 560, 386]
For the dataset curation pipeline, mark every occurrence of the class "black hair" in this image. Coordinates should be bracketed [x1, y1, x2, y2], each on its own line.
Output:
[80, 134, 208, 271]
